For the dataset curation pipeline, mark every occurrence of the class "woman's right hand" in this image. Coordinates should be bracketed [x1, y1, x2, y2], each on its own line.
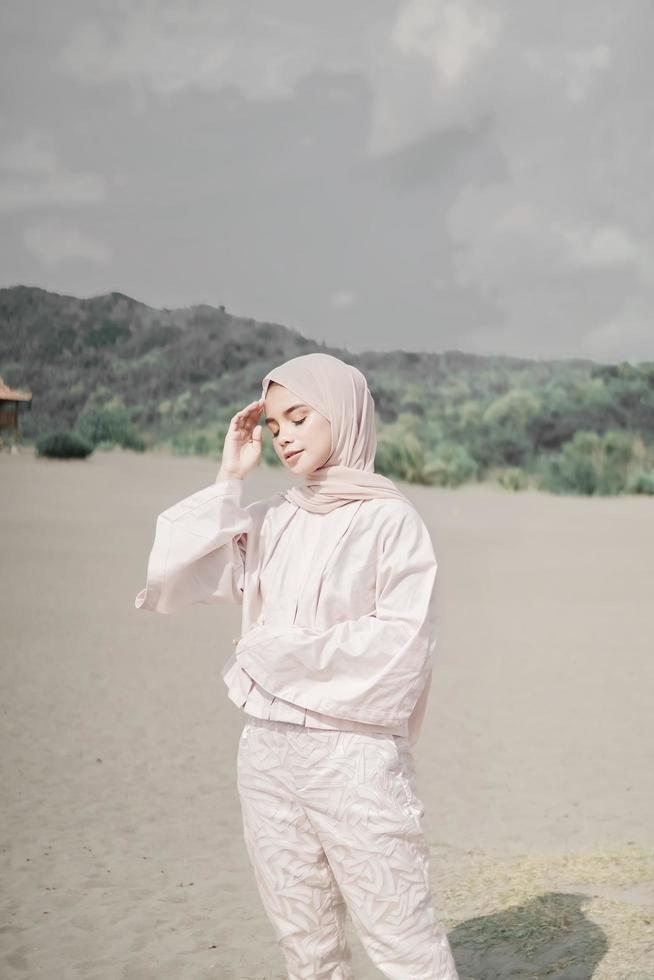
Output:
[216, 398, 265, 481]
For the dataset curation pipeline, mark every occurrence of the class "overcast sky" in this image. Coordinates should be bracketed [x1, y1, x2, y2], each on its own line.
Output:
[1, 1, 652, 361]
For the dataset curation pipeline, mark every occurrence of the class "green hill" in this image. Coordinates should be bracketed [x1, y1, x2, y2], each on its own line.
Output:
[2, 285, 653, 494]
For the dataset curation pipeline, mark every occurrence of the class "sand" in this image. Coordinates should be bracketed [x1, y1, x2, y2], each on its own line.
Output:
[1, 447, 652, 979]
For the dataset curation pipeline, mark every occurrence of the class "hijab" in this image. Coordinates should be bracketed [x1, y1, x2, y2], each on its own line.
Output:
[261, 352, 411, 514]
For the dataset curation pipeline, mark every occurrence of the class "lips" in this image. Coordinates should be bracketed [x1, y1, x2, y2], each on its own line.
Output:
[285, 449, 303, 461]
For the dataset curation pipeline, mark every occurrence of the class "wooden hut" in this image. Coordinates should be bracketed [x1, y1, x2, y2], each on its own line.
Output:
[0, 377, 33, 452]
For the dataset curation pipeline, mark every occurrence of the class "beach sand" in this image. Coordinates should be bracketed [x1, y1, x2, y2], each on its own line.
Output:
[1, 448, 652, 978]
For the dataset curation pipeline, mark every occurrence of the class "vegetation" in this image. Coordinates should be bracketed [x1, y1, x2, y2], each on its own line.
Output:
[2, 286, 653, 494]
[35, 430, 94, 459]
[75, 400, 146, 451]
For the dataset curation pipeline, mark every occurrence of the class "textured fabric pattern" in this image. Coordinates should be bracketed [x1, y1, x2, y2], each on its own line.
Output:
[237, 716, 459, 980]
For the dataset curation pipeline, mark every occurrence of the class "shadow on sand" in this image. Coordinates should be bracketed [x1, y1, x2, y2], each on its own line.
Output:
[450, 892, 608, 979]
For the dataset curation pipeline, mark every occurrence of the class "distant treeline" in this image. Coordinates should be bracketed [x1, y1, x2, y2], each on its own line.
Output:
[2, 285, 653, 495]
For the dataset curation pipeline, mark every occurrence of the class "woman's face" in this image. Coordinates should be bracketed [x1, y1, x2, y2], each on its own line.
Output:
[264, 382, 332, 474]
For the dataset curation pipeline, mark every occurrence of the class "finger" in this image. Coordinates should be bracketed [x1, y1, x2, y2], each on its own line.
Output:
[232, 404, 262, 435]
[236, 400, 263, 421]
[242, 402, 265, 424]
[234, 402, 256, 418]
[231, 403, 258, 428]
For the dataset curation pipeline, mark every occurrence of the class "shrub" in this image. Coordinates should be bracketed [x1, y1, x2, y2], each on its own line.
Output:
[376, 429, 432, 484]
[170, 426, 225, 458]
[121, 429, 146, 452]
[375, 415, 440, 484]
[75, 403, 145, 451]
[424, 443, 479, 487]
[625, 468, 654, 495]
[493, 466, 528, 491]
[537, 429, 645, 495]
[35, 430, 94, 459]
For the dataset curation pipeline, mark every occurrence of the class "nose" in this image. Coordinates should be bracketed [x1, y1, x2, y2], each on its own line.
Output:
[278, 424, 296, 447]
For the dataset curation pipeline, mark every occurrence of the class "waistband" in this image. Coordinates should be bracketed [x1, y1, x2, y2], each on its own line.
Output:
[241, 714, 409, 744]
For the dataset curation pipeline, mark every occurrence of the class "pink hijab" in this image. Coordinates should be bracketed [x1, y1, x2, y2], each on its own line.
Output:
[261, 352, 411, 514]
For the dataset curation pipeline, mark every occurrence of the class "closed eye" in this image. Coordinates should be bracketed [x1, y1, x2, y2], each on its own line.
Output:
[270, 418, 305, 439]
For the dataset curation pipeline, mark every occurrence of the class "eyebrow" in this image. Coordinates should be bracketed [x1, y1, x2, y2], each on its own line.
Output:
[264, 403, 308, 424]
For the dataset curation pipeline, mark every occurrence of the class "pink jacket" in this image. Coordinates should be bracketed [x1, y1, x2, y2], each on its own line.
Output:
[135, 477, 438, 745]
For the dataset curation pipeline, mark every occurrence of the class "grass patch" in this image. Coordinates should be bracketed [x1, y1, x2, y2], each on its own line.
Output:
[429, 843, 654, 979]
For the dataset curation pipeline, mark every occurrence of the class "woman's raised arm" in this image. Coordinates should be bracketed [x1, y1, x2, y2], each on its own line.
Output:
[134, 478, 254, 614]
[135, 397, 266, 615]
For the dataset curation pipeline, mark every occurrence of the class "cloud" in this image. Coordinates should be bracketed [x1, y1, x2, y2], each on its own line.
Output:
[0, 131, 107, 214]
[586, 299, 654, 361]
[392, 0, 501, 88]
[565, 45, 613, 103]
[554, 221, 651, 273]
[330, 289, 358, 310]
[57, 4, 329, 105]
[0, 132, 58, 175]
[23, 220, 110, 269]
[524, 44, 613, 104]
[3, 0, 652, 358]
[415, 1, 654, 358]
[446, 178, 651, 358]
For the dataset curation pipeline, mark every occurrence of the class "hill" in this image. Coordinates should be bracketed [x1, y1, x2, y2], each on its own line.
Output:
[2, 285, 653, 493]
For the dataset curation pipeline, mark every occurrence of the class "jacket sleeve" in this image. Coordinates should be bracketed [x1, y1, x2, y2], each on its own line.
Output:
[233, 503, 438, 727]
[134, 478, 253, 615]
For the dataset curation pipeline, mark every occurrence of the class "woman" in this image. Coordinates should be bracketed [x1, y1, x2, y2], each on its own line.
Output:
[135, 352, 459, 980]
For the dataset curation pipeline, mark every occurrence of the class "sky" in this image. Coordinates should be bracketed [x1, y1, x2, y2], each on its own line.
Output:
[1, 0, 653, 361]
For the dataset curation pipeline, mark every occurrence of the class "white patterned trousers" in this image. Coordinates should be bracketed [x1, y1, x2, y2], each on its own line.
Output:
[236, 716, 459, 980]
